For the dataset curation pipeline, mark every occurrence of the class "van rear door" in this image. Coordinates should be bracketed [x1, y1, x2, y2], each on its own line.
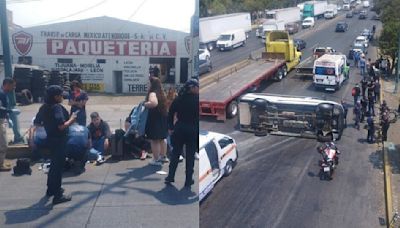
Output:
[199, 141, 221, 200]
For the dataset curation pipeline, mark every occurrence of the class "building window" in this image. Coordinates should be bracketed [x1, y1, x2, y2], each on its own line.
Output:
[57, 58, 73, 63]
[18, 56, 32, 65]
[97, 59, 106, 64]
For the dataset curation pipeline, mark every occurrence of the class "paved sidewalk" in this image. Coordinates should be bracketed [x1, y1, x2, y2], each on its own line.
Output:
[381, 79, 400, 221]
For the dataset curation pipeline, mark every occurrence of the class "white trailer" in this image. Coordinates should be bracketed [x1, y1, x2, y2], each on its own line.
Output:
[324, 4, 338, 19]
[200, 13, 252, 50]
[303, 1, 328, 19]
[265, 7, 301, 25]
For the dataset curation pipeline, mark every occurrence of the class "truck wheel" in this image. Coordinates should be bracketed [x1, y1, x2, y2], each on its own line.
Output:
[282, 66, 288, 77]
[226, 101, 238, 118]
[207, 43, 214, 51]
[242, 40, 246, 47]
[275, 68, 284, 81]
[224, 160, 234, 177]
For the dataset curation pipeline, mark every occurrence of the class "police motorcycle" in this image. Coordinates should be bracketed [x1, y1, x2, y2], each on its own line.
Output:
[317, 142, 340, 181]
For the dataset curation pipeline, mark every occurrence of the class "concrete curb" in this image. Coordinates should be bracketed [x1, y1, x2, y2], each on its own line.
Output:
[381, 79, 394, 228]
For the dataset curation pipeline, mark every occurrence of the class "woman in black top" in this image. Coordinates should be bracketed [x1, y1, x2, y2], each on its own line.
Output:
[144, 77, 168, 166]
[34, 85, 76, 205]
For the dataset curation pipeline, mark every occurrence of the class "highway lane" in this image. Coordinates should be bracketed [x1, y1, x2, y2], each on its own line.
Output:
[200, 8, 385, 228]
[206, 10, 344, 73]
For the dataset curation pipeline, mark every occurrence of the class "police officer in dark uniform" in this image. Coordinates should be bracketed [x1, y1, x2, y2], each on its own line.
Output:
[34, 85, 76, 204]
[165, 79, 199, 187]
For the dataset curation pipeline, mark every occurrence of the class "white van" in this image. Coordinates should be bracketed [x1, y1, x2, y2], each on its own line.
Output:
[302, 17, 315, 28]
[313, 54, 349, 91]
[199, 130, 238, 201]
[216, 29, 246, 51]
[363, 1, 370, 8]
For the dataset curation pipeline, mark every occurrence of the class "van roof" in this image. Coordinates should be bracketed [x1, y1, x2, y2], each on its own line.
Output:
[199, 130, 228, 149]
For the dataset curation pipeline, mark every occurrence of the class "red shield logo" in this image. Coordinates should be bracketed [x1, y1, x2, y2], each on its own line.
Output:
[12, 31, 33, 56]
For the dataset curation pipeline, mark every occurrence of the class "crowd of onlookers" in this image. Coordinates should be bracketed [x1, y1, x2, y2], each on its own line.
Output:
[349, 54, 394, 144]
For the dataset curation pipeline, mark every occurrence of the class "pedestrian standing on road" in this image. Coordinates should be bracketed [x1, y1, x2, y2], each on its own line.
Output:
[68, 81, 88, 126]
[87, 112, 111, 165]
[360, 97, 368, 122]
[354, 51, 360, 68]
[341, 99, 348, 128]
[354, 101, 361, 130]
[374, 80, 381, 103]
[361, 78, 368, 98]
[366, 113, 375, 143]
[165, 79, 199, 187]
[359, 55, 366, 77]
[352, 84, 361, 106]
[368, 94, 375, 116]
[0, 79, 16, 172]
[381, 112, 390, 142]
[34, 85, 76, 204]
[145, 77, 169, 166]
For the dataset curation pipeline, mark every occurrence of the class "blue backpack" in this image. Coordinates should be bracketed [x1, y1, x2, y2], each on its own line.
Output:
[125, 102, 148, 137]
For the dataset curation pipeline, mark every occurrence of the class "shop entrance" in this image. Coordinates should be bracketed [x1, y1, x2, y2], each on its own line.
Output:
[149, 58, 175, 84]
[113, 71, 123, 93]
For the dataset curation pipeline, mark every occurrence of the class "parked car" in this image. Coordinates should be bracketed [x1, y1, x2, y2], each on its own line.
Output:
[335, 21, 348, 32]
[346, 11, 354, 18]
[285, 22, 300, 34]
[353, 9, 360, 14]
[359, 10, 367, 19]
[294, 39, 307, 51]
[302, 17, 315, 28]
[361, 29, 373, 40]
[199, 49, 210, 61]
[355, 35, 369, 47]
[199, 59, 212, 75]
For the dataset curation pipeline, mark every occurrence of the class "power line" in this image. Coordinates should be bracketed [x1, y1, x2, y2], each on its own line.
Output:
[25, 0, 108, 27]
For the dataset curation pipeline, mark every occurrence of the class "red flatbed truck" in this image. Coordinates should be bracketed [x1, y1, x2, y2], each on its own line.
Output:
[200, 57, 286, 121]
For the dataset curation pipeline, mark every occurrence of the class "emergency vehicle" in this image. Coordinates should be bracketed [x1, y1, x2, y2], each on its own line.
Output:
[199, 130, 238, 201]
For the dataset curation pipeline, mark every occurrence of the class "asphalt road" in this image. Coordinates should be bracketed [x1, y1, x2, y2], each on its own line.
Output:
[200, 8, 386, 228]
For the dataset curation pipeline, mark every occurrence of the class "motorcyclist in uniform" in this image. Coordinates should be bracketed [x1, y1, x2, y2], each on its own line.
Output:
[318, 142, 340, 165]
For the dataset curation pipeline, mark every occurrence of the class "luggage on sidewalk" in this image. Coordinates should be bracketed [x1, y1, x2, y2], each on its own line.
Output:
[111, 129, 125, 159]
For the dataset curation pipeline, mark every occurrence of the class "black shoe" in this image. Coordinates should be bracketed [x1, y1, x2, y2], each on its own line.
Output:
[184, 179, 194, 187]
[164, 177, 175, 184]
[46, 188, 64, 197]
[52, 194, 72, 205]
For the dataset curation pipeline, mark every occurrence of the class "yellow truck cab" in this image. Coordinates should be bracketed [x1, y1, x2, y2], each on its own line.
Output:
[199, 130, 238, 201]
[265, 31, 301, 75]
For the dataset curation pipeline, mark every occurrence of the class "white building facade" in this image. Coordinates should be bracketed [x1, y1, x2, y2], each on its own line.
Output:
[9, 16, 192, 94]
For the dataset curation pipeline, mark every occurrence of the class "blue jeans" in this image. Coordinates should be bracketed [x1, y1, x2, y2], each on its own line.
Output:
[92, 137, 105, 155]
[360, 66, 365, 76]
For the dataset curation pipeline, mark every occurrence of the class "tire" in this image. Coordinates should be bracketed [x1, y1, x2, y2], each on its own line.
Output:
[242, 40, 246, 47]
[224, 160, 234, 177]
[282, 65, 288, 77]
[226, 100, 238, 118]
[317, 133, 333, 142]
[275, 68, 284, 81]
[207, 43, 214, 51]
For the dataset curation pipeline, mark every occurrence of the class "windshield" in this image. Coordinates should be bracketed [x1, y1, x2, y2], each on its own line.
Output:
[219, 34, 231, 41]
[264, 25, 277, 30]
[266, 13, 275, 19]
[303, 20, 312, 23]
[315, 67, 336, 76]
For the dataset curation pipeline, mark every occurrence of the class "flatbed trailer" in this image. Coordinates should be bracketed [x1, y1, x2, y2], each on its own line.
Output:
[295, 56, 315, 78]
[200, 57, 286, 121]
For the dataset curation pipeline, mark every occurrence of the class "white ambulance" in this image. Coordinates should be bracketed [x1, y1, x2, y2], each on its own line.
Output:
[199, 130, 238, 201]
[313, 54, 349, 91]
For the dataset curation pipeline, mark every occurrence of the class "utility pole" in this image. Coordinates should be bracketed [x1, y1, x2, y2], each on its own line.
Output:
[0, 1, 23, 143]
[395, 30, 400, 93]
